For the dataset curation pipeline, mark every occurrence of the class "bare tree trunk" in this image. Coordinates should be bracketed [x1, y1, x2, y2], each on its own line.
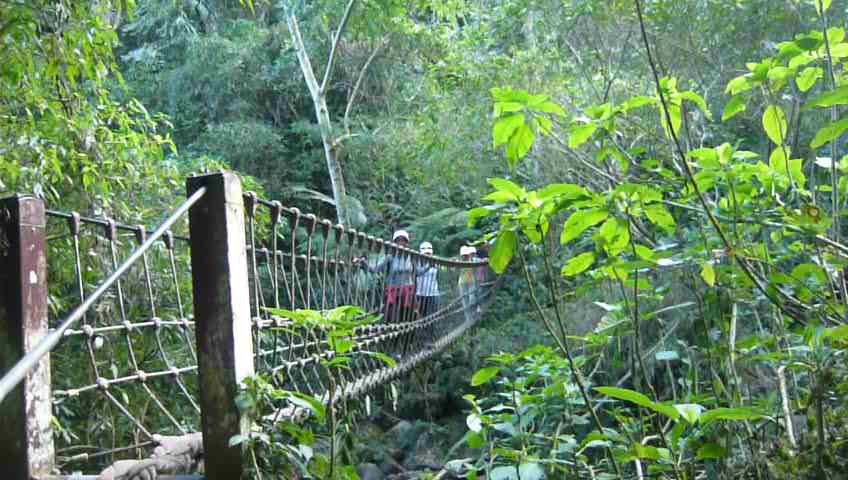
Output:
[284, 1, 358, 227]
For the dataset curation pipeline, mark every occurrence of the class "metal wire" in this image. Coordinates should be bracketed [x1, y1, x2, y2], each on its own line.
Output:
[0, 187, 206, 402]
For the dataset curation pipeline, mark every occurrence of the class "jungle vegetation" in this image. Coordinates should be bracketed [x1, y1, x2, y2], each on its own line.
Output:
[2, 0, 848, 478]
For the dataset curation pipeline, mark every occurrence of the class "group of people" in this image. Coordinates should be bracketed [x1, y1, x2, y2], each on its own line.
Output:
[355, 229, 487, 324]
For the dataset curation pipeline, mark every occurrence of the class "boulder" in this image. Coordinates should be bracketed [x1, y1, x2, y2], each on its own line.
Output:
[403, 431, 441, 470]
[357, 463, 385, 480]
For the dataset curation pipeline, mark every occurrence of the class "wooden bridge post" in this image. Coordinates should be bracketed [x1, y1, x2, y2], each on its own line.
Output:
[186, 173, 254, 480]
[0, 195, 55, 479]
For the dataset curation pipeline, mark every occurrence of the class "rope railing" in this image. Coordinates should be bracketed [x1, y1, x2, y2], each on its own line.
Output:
[0, 190, 206, 477]
[0, 172, 498, 480]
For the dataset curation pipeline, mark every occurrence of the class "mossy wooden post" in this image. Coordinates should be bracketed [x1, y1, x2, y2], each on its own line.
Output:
[187, 173, 254, 480]
[0, 195, 55, 479]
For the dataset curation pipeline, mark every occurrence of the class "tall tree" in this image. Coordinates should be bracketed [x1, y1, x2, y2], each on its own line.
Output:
[284, 0, 357, 226]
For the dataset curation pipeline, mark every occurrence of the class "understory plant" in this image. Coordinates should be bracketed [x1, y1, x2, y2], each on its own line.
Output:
[233, 306, 395, 479]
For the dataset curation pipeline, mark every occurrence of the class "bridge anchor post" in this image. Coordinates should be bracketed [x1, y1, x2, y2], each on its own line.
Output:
[186, 173, 254, 480]
[0, 195, 55, 479]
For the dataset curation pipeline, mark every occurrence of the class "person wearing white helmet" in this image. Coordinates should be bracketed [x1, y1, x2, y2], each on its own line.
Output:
[458, 245, 479, 322]
[356, 229, 415, 323]
[416, 241, 440, 318]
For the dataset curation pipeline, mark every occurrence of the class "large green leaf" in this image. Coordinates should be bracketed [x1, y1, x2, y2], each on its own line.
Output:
[804, 85, 848, 110]
[620, 95, 655, 112]
[490, 230, 517, 274]
[493, 113, 525, 148]
[561, 208, 609, 244]
[762, 105, 787, 145]
[562, 251, 596, 277]
[643, 204, 675, 232]
[569, 123, 597, 148]
[796, 66, 822, 92]
[700, 407, 765, 425]
[815, 0, 833, 14]
[471, 366, 500, 386]
[506, 124, 535, 168]
[533, 100, 566, 117]
[595, 386, 680, 420]
[680, 91, 712, 120]
[722, 95, 746, 121]
[811, 116, 848, 149]
[488, 178, 526, 200]
[537, 183, 588, 201]
[701, 262, 716, 287]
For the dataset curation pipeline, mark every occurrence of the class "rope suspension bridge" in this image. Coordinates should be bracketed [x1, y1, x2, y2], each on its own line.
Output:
[0, 172, 497, 480]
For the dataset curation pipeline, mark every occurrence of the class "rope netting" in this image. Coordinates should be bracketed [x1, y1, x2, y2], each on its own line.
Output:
[45, 211, 199, 472]
[243, 193, 495, 411]
[11, 186, 495, 476]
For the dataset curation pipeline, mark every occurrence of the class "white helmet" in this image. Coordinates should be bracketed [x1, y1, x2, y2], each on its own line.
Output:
[419, 241, 433, 254]
[392, 229, 410, 242]
[460, 245, 476, 256]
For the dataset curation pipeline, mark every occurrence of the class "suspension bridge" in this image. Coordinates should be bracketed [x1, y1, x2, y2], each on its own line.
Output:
[0, 172, 497, 479]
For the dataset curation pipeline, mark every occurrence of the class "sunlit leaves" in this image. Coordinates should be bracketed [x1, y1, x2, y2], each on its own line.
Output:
[506, 125, 534, 167]
[490, 87, 565, 168]
[490, 230, 517, 274]
[796, 66, 822, 92]
[679, 91, 712, 120]
[725, 75, 751, 95]
[594, 386, 680, 421]
[569, 123, 597, 148]
[595, 217, 630, 256]
[471, 366, 500, 386]
[562, 251, 595, 277]
[814, 0, 832, 15]
[488, 178, 526, 202]
[620, 95, 655, 112]
[561, 209, 609, 244]
[643, 204, 676, 233]
[699, 407, 766, 424]
[493, 114, 525, 148]
[762, 105, 787, 145]
[466, 413, 483, 432]
[701, 262, 716, 287]
[804, 85, 848, 110]
[722, 95, 746, 121]
[811, 116, 848, 149]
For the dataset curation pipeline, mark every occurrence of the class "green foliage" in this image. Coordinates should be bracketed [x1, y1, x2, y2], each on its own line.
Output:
[237, 306, 386, 478]
[458, 7, 848, 477]
[0, 0, 181, 215]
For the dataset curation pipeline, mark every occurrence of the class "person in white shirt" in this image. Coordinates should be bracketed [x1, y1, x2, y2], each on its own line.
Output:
[416, 241, 439, 318]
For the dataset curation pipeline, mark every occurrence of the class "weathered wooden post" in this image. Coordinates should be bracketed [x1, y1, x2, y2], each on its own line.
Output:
[186, 173, 254, 479]
[0, 195, 55, 479]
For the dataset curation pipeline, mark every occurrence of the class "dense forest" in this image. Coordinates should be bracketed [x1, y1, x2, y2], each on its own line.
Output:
[3, 0, 848, 479]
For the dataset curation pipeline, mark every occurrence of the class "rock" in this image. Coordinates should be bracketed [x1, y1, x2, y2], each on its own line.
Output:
[357, 463, 385, 480]
[385, 420, 421, 452]
[352, 421, 387, 463]
[403, 431, 441, 470]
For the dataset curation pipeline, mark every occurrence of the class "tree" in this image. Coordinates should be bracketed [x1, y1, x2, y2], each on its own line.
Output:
[284, 0, 358, 226]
